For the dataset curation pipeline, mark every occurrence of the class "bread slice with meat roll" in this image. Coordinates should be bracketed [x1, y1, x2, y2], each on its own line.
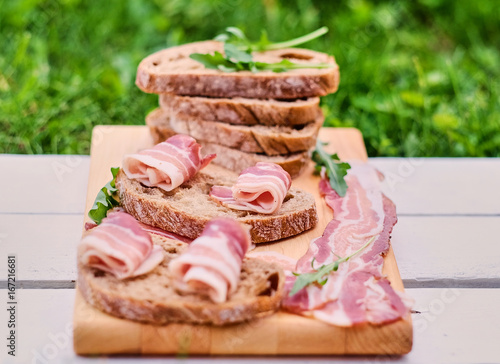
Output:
[116, 164, 318, 244]
[78, 234, 285, 325]
[136, 41, 339, 99]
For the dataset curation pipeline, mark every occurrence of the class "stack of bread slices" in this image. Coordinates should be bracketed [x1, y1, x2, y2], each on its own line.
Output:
[136, 40, 340, 178]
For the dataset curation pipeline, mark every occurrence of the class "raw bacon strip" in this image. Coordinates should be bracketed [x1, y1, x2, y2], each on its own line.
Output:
[210, 162, 291, 214]
[122, 134, 215, 192]
[282, 162, 413, 326]
[85, 211, 192, 243]
[169, 218, 251, 303]
[79, 211, 164, 279]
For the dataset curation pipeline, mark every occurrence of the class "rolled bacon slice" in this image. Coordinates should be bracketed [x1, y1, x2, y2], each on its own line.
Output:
[79, 211, 164, 279]
[210, 162, 291, 214]
[122, 134, 215, 192]
[168, 218, 251, 303]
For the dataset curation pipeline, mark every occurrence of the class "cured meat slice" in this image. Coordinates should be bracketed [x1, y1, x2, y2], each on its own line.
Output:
[169, 218, 251, 303]
[79, 211, 164, 279]
[85, 210, 192, 243]
[210, 162, 291, 214]
[282, 162, 412, 326]
[122, 134, 215, 192]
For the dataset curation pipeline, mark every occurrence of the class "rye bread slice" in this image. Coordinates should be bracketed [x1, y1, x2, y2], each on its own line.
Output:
[116, 165, 318, 243]
[78, 235, 285, 325]
[146, 108, 323, 156]
[199, 143, 310, 179]
[136, 41, 339, 99]
[159, 93, 321, 126]
[147, 121, 311, 178]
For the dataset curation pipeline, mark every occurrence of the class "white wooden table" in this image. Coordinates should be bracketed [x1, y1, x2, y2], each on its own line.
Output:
[1, 155, 499, 363]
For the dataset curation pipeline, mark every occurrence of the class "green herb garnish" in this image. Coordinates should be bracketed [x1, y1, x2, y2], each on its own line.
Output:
[190, 27, 332, 73]
[312, 139, 351, 197]
[289, 236, 375, 297]
[88, 167, 120, 224]
[214, 26, 329, 52]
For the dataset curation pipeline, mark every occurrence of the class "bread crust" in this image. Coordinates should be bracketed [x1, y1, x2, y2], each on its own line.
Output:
[78, 235, 285, 325]
[159, 94, 321, 126]
[116, 167, 318, 243]
[146, 108, 323, 156]
[136, 41, 339, 99]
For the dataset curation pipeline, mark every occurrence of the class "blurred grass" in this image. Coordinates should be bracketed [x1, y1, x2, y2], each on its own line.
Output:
[0, 0, 499, 156]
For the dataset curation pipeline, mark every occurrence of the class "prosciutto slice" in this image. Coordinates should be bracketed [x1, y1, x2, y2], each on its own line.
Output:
[122, 134, 215, 192]
[79, 211, 164, 279]
[282, 162, 413, 326]
[210, 162, 291, 214]
[169, 218, 251, 303]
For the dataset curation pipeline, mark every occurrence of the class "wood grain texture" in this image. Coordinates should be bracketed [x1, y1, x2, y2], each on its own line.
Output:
[73, 126, 412, 356]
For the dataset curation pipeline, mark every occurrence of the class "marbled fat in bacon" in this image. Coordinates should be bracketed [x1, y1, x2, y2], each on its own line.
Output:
[122, 134, 215, 192]
[210, 162, 291, 214]
[79, 211, 164, 279]
[168, 218, 251, 303]
[282, 162, 413, 326]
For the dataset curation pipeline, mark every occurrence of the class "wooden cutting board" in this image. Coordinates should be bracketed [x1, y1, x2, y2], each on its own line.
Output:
[73, 126, 412, 356]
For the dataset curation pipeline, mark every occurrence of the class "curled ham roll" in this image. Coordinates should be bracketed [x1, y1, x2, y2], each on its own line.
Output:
[122, 134, 215, 192]
[209, 162, 291, 214]
[79, 211, 164, 279]
[168, 218, 251, 303]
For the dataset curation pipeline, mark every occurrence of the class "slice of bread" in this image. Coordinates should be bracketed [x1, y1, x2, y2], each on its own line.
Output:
[146, 108, 323, 156]
[78, 235, 285, 325]
[147, 120, 311, 178]
[159, 93, 321, 126]
[116, 165, 318, 243]
[201, 143, 310, 179]
[136, 41, 339, 99]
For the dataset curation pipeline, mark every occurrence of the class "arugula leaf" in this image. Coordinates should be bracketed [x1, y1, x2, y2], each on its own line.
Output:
[254, 59, 332, 72]
[216, 26, 329, 52]
[224, 43, 253, 63]
[312, 139, 351, 197]
[191, 26, 332, 73]
[189, 51, 235, 71]
[190, 51, 332, 74]
[88, 167, 120, 224]
[289, 236, 375, 297]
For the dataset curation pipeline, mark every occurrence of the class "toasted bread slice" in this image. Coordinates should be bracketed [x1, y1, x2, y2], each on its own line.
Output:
[159, 93, 321, 126]
[147, 120, 311, 178]
[146, 108, 323, 156]
[116, 166, 318, 243]
[136, 41, 339, 99]
[78, 235, 285, 325]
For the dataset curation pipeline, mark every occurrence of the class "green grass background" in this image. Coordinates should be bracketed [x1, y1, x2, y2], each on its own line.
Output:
[1, 0, 499, 157]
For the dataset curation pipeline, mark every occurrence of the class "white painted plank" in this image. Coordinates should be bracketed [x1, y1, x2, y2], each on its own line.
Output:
[0, 214, 81, 281]
[393, 216, 500, 282]
[0, 155, 90, 214]
[370, 158, 500, 215]
[1, 214, 499, 283]
[1, 289, 499, 363]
